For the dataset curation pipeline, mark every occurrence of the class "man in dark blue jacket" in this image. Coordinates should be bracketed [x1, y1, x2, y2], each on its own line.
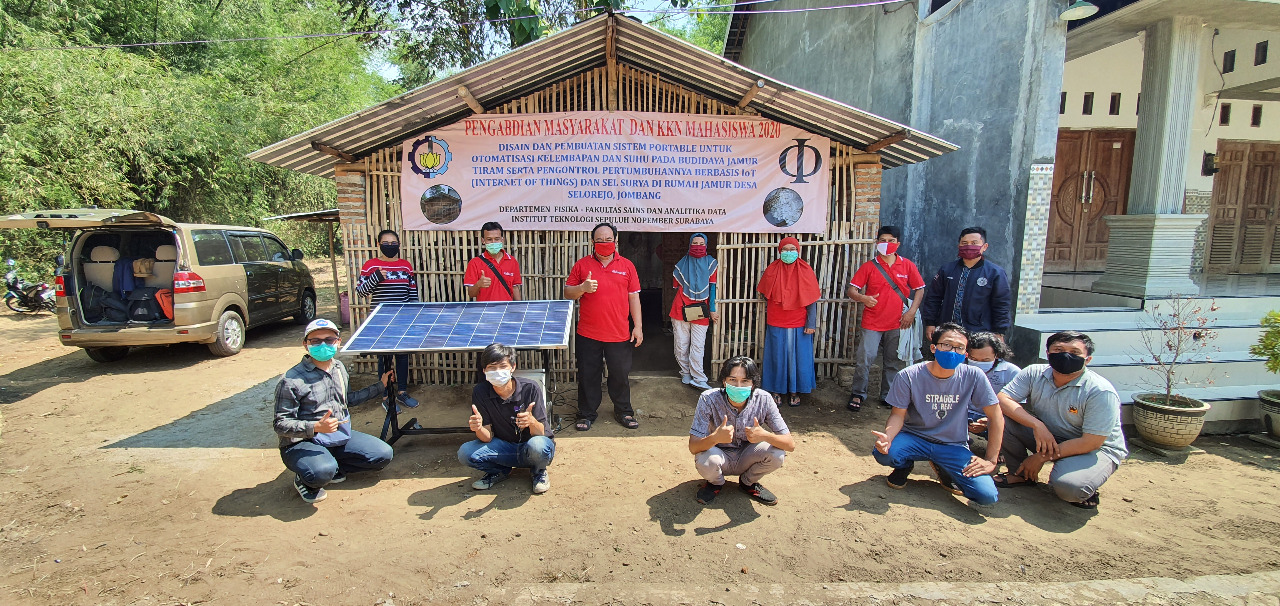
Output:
[922, 227, 1013, 340]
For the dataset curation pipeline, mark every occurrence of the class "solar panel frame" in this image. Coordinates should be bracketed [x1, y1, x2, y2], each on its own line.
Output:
[340, 300, 574, 354]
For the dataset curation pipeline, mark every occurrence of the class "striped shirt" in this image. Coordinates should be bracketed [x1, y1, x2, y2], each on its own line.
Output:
[357, 258, 418, 304]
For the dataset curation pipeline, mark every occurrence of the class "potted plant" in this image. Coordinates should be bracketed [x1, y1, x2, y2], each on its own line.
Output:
[1129, 295, 1219, 449]
[1249, 310, 1280, 438]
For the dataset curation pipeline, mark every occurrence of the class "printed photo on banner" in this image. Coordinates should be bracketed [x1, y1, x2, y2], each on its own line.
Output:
[398, 111, 832, 233]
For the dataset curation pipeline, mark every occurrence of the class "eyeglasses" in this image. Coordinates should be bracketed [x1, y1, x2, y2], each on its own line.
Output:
[306, 337, 340, 346]
[934, 342, 964, 353]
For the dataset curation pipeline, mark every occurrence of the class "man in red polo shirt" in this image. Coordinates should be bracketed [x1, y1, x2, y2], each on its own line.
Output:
[464, 221, 523, 302]
[564, 222, 643, 432]
[845, 225, 925, 412]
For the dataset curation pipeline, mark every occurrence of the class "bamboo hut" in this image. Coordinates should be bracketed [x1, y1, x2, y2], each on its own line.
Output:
[250, 14, 957, 385]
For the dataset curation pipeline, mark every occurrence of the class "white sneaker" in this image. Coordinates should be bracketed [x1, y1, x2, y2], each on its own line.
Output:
[691, 380, 712, 390]
[681, 374, 693, 385]
[532, 470, 550, 494]
[472, 472, 508, 490]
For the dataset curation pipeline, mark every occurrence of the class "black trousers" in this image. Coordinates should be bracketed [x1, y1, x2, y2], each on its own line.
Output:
[575, 334, 634, 422]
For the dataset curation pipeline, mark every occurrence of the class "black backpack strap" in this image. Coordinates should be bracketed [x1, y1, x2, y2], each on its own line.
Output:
[477, 255, 514, 299]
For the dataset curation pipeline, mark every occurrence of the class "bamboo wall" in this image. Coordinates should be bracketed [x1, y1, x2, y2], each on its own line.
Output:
[340, 63, 881, 384]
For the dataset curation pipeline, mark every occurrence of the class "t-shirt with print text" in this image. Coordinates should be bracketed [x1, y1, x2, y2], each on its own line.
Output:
[886, 362, 998, 447]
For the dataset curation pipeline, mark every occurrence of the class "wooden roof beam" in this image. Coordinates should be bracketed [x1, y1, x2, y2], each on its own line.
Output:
[457, 85, 486, 115]
[606, 15, 619, 111]
[865, 130, 909, 153]
[311, 141, 355, 163]
[737, 79, 765, 109]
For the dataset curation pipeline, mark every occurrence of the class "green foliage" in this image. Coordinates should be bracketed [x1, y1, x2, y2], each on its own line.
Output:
[649, 0, 730, 55]
[0, 0, 397, 275]
[1251, 311, 1280, 375]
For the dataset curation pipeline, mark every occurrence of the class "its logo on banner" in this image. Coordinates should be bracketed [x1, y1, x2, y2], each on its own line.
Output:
[409, 135, 451, 178]
[778, 138, 822, 184]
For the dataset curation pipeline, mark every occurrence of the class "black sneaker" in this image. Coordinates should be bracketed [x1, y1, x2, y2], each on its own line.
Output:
[329, 470, 347, 484]
[739, 481, 778, 506]
[928, 462, 963, 495]
[1069, 491, 1100, 510]
[696, 482, 723, 504]
[886, 465, 912, 489]
[293, 475, 327, 504]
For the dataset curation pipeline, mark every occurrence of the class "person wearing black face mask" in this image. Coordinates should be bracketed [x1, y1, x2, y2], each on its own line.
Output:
[356, 229, 420, 411]
[994, 331, 1128, 510]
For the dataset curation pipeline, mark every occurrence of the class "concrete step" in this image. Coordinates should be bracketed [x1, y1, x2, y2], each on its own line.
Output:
[1016, 310, 1263, 332]
[1022, 325, 1265, 356]
[1190, 295, 1280, 316]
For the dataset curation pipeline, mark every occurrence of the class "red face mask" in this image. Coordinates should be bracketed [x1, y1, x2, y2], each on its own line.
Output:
[958, 244, 984, 260]
[594, 242, 616, 257]
[689, 245, 707, 258]
[876, 242, 899, 256]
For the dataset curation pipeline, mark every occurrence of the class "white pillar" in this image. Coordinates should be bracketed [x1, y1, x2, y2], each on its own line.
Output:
[1128, 16, 1203, 215]
[1092, 16, 1206, 298]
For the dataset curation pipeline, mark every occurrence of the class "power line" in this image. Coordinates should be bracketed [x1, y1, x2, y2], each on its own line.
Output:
[2, 0, 908, 52]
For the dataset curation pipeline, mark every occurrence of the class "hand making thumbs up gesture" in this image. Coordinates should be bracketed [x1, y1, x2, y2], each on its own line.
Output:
[863, 292, 879, 308]
[744, 417, 771, 444]
[468, 405, 485, 432]
[314, 409, 341, 434]
[515, 403, 536, 429]
[711, 414, 734, 443]
[477, 269, 493, 289]
[582, 271, 598, 294]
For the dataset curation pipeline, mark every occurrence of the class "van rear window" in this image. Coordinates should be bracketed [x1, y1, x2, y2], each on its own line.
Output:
[193, 230, 234, 266]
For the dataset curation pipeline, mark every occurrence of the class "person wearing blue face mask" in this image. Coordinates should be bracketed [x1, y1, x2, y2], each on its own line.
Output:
[464, 222, 523, 302]
[688, 356, 795, 506]
[870, 322, 1003, 506]
[273, 319, 395, 504]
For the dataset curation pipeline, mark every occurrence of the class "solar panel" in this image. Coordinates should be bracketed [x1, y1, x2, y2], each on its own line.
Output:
[341, 300, 574, 354]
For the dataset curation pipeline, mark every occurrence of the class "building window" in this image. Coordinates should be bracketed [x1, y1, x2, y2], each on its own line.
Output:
[928, 0, 954, 14]
[1060, 92, 1067, 115]
[1109, 93, 1122, 115]
[1252, 104, 1263, 127]
[1082, 92, 1095, 115]
[1220, 103, 1232, 126]
[1224, 49, 1236, 73]
[1257, 40, 1269, 66]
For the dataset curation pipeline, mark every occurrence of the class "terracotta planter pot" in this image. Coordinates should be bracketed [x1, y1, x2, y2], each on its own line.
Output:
[1132, 393, 1211, 449]
[1260, 390, 1280, 439]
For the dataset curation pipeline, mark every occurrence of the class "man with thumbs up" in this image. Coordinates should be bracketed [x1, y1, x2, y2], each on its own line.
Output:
[274, 319, 395, 504]
[458, 343, 554, 493]
[464, 222, 522, 302]
[564, 222, 643, 432]
[846, 226, 926, 412]
[689, 356, 794, 505]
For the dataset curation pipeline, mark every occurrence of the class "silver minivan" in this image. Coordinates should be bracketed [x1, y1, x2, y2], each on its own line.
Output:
[0, 209, 316, 361]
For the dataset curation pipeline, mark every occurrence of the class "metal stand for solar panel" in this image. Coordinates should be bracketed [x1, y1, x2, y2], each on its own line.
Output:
[341, 301, 574, 445]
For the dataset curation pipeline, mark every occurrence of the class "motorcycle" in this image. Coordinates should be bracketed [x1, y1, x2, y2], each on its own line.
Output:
[4, 258, 56, 314]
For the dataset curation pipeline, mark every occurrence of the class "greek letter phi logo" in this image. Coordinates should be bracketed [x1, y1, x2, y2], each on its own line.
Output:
[778, 138, 822, 184]
[409, 135, 451, 178]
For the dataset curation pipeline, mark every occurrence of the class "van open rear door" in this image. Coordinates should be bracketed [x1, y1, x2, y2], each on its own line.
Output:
[0, 209, 175, 230]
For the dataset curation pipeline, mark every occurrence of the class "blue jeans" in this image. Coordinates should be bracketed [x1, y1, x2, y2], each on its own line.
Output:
[458, 436, 556, 476]
[871, 431, 999, 505]
[281, 430, 394, 489]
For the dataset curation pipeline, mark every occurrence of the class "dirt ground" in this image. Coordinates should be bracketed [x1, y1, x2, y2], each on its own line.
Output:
[1, 261, 1279, 605]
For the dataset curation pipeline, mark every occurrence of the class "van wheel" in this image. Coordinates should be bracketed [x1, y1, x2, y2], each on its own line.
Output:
[208, 310, 245, 357]
[84, 346, 130, 363]
[292, 291, 317, 325]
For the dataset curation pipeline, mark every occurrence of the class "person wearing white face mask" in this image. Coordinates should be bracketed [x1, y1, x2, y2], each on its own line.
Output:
[458, 343, 554, 494]
[964, 332, 1021, 438]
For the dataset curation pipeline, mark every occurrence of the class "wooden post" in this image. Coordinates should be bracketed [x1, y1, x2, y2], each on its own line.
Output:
[458, 85, 486, 115]
[606, 15, 619, 111]
[737, 79, 765, 110]
[328, 221, 340, 321]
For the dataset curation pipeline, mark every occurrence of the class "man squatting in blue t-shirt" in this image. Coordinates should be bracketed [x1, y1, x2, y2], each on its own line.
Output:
[871, 322, 1004, 505]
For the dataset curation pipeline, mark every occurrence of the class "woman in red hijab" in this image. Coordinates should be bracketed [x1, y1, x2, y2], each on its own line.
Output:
[756, 237, 821, 406]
